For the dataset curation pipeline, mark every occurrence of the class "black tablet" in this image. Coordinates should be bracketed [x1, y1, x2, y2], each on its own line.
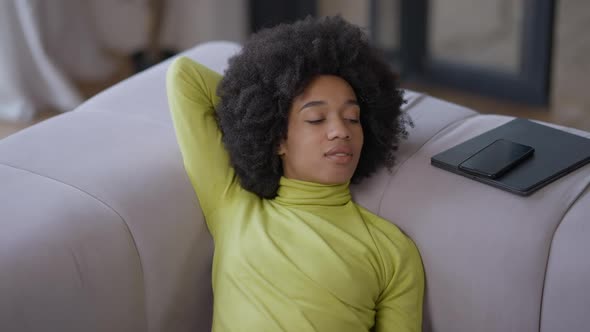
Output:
[431, 118, 590, 196]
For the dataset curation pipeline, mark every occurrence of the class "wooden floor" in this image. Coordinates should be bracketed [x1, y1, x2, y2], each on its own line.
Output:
[1, 0, 589, 139]
[0, 110, 58, 139]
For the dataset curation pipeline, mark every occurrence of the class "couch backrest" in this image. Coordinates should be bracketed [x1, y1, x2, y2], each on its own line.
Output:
[352, 108, 590, 332]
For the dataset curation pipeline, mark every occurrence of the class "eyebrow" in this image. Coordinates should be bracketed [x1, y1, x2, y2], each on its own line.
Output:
[299, 99, 359, 112]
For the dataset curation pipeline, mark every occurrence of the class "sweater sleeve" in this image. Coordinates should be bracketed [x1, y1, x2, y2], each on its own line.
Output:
[166, 57, 238, 233]
[373, 237, 425, 332]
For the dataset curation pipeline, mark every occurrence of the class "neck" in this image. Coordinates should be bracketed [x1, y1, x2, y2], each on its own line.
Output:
[273, 177, 351, 207]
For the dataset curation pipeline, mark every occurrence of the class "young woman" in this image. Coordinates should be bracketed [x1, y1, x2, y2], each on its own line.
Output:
[167, 16, 424, 332]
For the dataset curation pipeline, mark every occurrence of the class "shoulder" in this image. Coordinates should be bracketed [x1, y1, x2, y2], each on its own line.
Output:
[356, 205, 407, 241]
[355, 205, 424, 293]
[355, 204, 420, 258]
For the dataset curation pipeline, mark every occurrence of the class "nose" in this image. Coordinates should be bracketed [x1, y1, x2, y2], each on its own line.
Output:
[327, 118, 351, 140]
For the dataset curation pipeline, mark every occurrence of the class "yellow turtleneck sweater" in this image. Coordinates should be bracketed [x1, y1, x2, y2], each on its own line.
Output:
[167, 57, 424, 332]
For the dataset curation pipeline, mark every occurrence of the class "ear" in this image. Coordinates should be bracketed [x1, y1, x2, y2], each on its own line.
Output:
[277, 140, 287, 157]
[277, 141, 286, 156]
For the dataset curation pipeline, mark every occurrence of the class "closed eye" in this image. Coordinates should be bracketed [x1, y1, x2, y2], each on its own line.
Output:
[305, 119, 325, 124]
[347, 118, 360, 124]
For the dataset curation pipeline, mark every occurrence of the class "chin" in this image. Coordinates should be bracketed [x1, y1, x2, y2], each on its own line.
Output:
[313, 172, 354, 185]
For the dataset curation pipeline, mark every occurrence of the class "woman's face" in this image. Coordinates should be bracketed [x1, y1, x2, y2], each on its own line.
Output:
[278, 75, 363, 184]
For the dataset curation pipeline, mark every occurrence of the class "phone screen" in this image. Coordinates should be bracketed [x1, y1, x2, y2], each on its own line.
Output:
[459, 139, 534, 179]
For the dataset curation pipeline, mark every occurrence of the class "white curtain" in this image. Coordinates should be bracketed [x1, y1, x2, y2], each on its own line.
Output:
[0, 0, 86, 121]
[0, 0, 248, 122]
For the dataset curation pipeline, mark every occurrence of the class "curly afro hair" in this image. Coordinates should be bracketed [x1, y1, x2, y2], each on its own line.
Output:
[216, 15, 410, 199]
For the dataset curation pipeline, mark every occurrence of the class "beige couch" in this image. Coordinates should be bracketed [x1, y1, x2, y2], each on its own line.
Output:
[1, 41, 589, 332]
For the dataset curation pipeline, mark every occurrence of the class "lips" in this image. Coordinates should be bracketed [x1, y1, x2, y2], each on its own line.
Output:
[324, 146, 354, 164]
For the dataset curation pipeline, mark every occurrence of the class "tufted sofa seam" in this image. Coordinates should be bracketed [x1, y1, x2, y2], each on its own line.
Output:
[0, 161, 148, 320]
[538, 179, 590, 331]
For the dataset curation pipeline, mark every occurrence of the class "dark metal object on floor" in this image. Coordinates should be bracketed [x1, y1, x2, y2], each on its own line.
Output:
[131, 0, 176, 73]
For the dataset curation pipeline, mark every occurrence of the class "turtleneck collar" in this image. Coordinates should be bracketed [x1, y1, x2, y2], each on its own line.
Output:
[273, 177, 351, 207]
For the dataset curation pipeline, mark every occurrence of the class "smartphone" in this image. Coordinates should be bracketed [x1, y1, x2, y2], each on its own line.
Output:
[458, 139, 534, 179]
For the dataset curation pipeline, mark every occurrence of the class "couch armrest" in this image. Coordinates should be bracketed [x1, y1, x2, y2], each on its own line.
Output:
[0, 164, 145, 331]
[0, 41, 242, 332]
